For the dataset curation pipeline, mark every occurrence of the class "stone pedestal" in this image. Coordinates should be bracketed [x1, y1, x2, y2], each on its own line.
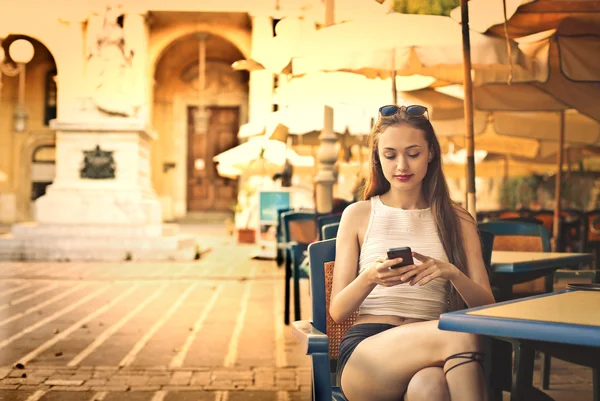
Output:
[0, 120, 196, 261]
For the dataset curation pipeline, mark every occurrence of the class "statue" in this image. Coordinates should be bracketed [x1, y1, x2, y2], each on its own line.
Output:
[86, 6, 139, 117]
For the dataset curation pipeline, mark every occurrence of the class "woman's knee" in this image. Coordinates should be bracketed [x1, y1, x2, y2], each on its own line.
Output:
[405, 368, 449, 401]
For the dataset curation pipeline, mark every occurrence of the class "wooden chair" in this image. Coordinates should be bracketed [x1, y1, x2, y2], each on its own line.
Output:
[478, 220, 554, 390]
[281, 210, 318, 325]
[322, 222, 340, 240]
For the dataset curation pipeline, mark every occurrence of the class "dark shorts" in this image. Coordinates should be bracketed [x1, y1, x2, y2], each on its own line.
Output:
[336, 323, 396, 390]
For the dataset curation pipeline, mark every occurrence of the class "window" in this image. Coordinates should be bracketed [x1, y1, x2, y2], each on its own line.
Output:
[44, 69, 57, 126]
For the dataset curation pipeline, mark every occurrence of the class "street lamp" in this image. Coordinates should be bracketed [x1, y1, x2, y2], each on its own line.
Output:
[0, 38, 35, 132]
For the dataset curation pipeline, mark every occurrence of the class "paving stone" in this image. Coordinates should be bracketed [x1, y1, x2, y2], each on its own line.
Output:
[49, 385, 91, 391]
[190, 371, 211, 386]
[47, 375, 80, 382]
[0, 384, 19, 390]
[90, 385, 130, 392]
[169, 371, 192, 386]
[129, 385, 161, 391]
[45, 379, 85, 386]
[107, 376, 148, 386]
[16, 384, 50, 391]
[92, 371, 115, 379]
[147, 375, 171, 386]
[83, 379, 107, 386]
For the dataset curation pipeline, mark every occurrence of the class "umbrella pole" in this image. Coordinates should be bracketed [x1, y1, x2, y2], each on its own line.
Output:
[391, 51, 398, 105]
[460, 0, 477, 219]
[553, 110, 565, 251]
[503, 155, 509, 208]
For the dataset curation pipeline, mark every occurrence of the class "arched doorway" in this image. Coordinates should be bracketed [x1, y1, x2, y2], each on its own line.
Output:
[153, 30, 249, 218]
[0, 35, 58, 222]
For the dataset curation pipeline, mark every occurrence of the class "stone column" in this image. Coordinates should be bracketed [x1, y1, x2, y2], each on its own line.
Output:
[314, 0, 337, 214]
[0, 7, 195, 261]
[248, 14, 274, 124]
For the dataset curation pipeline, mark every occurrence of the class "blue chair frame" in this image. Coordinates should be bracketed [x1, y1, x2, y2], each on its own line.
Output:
[317, 214, 342, 240]
[291, 238, 343, 401]
[322, 222, 340, 240]
[275, 207, 293, 267]
[281, 210, 317, 325]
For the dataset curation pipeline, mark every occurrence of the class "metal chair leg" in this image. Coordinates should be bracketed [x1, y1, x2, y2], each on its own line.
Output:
[593, 367, 599, 401]
[293, 261, 301, 322]
[284, 252, 291, 325]
[541, 353, 551, 389]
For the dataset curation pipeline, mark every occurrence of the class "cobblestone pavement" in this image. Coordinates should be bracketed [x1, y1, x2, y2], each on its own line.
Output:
[0, 224, 594, 401]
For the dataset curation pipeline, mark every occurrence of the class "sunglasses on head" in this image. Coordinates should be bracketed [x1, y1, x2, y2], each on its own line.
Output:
[378, 105, 429, 120]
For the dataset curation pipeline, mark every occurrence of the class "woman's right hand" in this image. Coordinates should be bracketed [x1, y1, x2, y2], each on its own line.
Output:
[366, 256, 417, 287]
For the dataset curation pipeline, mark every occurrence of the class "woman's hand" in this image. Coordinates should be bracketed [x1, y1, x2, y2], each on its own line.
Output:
[401, 252, 459, 286]
[366, 256, 418, 287]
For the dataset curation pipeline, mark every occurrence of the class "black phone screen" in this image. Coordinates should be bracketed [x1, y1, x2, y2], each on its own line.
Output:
[386, 247, 414, 269]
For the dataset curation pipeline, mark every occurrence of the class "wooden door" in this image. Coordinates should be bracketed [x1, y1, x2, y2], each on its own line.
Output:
[187, 106, 239, 212]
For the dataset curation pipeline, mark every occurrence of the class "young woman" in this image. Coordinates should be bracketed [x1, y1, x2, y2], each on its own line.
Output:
[331, 105, 495, 401]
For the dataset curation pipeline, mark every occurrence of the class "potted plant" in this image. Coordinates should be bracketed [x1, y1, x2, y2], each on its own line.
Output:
[234, 182, 257, 244]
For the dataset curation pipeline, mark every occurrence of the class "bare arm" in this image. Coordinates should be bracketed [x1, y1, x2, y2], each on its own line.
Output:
[449, 209, 495, 308]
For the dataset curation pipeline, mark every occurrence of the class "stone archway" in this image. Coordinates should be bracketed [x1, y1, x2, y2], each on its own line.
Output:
[152, 31, 249, 218]
[0, 35, 58, 222]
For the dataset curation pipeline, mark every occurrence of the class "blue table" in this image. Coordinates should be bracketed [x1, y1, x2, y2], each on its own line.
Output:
[439, 290, 600, 401]
[490, 251, 593, 299]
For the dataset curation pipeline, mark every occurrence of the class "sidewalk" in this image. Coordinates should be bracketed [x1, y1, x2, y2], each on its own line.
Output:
[0, 223, 594, 401]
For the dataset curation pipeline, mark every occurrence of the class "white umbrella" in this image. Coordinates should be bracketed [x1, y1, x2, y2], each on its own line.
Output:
[213, 137, 314, 178]
[238, 104, 373, 140]
[290, 12, 537, 86]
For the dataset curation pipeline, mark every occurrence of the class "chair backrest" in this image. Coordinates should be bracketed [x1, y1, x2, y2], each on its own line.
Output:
[478, 220, 551, 253]
[322, 222, 340, 240]
[308, 239, 358, 364]
[478, 229, 494, 276]
[317, 213, 342, 240]
[584, 209, 600, 243]
[276, 207, 293, 239]
[282, 211, 318, 244]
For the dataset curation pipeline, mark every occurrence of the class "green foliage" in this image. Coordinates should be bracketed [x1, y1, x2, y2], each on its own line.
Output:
[500, 176, 539, 209]
[393, 0, 460, 16]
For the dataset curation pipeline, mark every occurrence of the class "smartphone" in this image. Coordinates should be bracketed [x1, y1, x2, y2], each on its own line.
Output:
[387, 246, 414, 269]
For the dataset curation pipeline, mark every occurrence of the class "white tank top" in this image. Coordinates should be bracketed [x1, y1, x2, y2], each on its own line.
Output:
[358, 196, 449, 320]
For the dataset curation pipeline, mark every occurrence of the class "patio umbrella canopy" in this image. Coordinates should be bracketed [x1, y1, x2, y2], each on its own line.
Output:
[237, 104, 372, 146]
[289, 12, 538, 86]
[213, 137, 314, 178]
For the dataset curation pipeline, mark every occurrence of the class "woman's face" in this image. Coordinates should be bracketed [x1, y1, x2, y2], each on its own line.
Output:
[377, 124, 432, 191]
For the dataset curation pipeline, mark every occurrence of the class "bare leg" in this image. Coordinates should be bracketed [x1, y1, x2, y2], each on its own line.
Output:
[341, 320, 486, 401]
[404, 367, 450, 401]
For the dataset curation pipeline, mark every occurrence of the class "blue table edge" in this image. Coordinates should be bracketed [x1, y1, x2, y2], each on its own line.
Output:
[492, 253, 593, 273]
[438, 290, 600, 348]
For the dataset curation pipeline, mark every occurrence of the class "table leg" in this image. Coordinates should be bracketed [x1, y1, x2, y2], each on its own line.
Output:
[594, 367, 599, 401]
[511, 342, 535, 401]
[485, 337, 510, 401]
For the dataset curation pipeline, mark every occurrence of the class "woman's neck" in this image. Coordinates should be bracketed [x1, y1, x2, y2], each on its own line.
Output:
[380, 188, 428, 210]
